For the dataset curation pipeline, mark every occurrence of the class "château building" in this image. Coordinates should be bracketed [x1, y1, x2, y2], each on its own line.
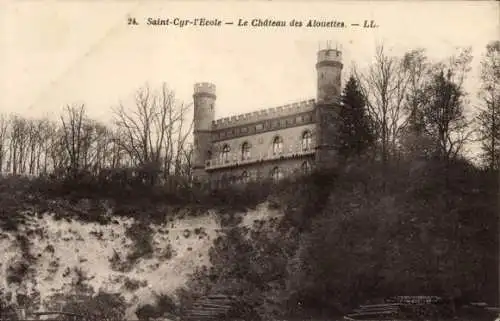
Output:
[192, 46, 344, 187]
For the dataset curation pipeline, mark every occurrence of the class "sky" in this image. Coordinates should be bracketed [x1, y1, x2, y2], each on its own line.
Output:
[1, 1, 498, 124]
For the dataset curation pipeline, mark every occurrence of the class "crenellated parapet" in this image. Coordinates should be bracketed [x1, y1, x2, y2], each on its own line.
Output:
[194, 82, 216, 97]
[317, 48, 342, 64]
[212, 99, 316, 130]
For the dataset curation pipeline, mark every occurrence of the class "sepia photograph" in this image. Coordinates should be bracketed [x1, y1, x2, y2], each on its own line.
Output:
[0, 1, 499, 320]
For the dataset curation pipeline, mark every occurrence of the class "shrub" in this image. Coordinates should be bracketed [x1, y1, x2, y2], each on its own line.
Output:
[6, 260, 30, 285]
[124, 277, 143, 291]
[136, 293, 179, 320]
[158, 243, 175, 261]
[125, 221, 154, 263]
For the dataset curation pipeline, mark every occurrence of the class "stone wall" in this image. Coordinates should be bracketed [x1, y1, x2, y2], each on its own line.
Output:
[209, 123, 317, 167]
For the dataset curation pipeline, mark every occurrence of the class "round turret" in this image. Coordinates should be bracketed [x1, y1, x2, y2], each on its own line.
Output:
[192, 82, 216, 181]
[316, 48, 343, 103]
[193, 82, 216, 131]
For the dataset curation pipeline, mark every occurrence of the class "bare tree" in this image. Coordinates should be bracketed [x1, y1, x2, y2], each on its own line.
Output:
[164, 94, 193, 178]
[60, 104, 91, 177]
[397, 49, 436, 160]
[354, 45, 412, 164]
[25, 119, 46, 175]
[41, 119, 65, 175]
[112, 83, 192, 185]
[113, 85, 162, 167]
[49, 127, 67, 175]
[37, 118, 59, 174]
[418, 47, 474, 161]
[0, 115, 9, 173]
[86, 121, 112, 174]
[108, 129, 129, 169]
[476, 41, 500, 170]
[8, 115, 30, 175]
[177, 143, 194, 182]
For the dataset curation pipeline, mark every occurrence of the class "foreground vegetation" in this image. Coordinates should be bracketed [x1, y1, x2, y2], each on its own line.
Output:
[176, 158, 498, 320]
[0, 155, 496, 320]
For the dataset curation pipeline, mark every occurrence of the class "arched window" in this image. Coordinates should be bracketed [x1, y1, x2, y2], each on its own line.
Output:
[241, 171, 250, 183]
[270, 167, 283, 182]
[220, 144, 230, 163]
[301, 161, 311, 174]
[272, 136, 284, 155]
[220, 174, 228, 188]
[241, 142, 251, 161]
[301, 131, 312, 151]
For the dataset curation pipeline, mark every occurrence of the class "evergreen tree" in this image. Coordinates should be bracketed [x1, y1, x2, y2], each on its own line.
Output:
[338, 75, 375, 158]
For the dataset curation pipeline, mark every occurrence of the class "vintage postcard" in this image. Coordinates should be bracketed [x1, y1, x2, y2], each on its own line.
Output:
[0, 1, 499, 320]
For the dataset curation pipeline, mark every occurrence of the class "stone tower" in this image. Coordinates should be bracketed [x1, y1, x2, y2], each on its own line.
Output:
[316, 47, 343, 103]
[192, 82, 216, 182]
[315, 46, 344, 168]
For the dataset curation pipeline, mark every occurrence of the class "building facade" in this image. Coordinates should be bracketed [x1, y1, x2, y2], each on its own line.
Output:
[192, 47, 344, 187]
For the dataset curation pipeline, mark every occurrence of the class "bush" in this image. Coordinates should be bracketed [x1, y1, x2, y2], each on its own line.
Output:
[6, 260, 30, 285]
[1, 165, 309, 230]
[123, 277, 144, 291]
[125, 221, 154, 264]
[136, 293, 179, 320]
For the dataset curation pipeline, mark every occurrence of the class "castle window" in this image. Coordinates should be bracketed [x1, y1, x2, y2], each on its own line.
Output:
[301, 131, 312, 151]
[241, 142, 251, 161]
[270, 167, 283, 182]
[220, 144, 230, 163]
[220, 174, 228, 188]
[272, 136, 284, 155]
[301, 161, 311, 174]
[256, 124, 263, 131]
[241, 171, 250, 183]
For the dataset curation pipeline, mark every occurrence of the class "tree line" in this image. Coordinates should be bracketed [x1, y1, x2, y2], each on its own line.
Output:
[0, 83, 194, 190]
[0, 41, 498, 186]
[339, 42, 499, 170]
